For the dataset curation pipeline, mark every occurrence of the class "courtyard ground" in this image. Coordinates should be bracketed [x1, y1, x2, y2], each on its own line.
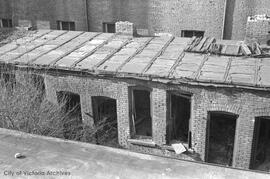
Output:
[0, 128, 269, 179]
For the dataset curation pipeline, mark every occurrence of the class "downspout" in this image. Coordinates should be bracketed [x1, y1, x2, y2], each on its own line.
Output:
[85, 0, 90, 31]
[222, 0, 228, 39]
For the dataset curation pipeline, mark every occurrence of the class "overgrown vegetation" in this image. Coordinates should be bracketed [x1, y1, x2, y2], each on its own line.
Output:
[0, 28, 29, 47]
[0, 70, 119, 148]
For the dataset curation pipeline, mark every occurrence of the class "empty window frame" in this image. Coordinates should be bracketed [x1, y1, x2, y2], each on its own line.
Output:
[250, 117, 270, 171]
[181, 30, 204, 38]
[129, 87, 152, 138]
[166, 92, 191, 145]
[30, 74, 45, 101]
[0, 19, 12, 28]
[56, 91, 83, 139]
[91, 96, 118, 146]
[102, 22, 115, 33]
[57, 21, 75, 31]
[0, 73, 16, 89]
[206, 112, 237, 166]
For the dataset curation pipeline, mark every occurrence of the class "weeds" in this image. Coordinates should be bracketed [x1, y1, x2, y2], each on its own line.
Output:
[0, 70, 119, 148]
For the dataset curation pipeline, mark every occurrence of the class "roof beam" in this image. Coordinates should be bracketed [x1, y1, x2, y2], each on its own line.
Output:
[27, 32, 85, 64]
[194, 54, 210, 80]
[0, 30, 52, 57]
[49, 33, 102, 66]
[94, 38, 132, 70]
[5, 31, 68, 63]
[116, 37, 154, 72]
[71, 34, 117, 68]
[223, 57, 233, 82]
[141, 36, 175, 74]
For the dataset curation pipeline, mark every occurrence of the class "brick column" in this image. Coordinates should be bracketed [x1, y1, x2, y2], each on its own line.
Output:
[152, 88, 167, 145]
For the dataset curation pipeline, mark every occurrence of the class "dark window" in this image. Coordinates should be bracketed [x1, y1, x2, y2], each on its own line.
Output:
[181, 30, 204, 38]
[31, 74, 45, 102]
[57, 21, 75, 31]
[1, 73, 16, 89]
[129, 87, 152, 138]
[166, 92, 191, 145]
[56, 91, 82, 139]
[250, 117, 270, 172]
[91, 96, 118, 146]
[102, 22, 115, 33]
[1, 19, 12, 28]
[206, 112, 238, 166]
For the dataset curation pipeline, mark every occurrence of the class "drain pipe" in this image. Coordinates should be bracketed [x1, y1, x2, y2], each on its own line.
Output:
[85, 0, 90, 31]
[222, 0, 228, 39]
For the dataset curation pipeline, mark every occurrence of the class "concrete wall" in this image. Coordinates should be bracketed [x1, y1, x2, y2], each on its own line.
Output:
[26, 70, 270, 170]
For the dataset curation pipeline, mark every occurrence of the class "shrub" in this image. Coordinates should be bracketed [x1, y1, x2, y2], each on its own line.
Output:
[0, 70, 119, 148]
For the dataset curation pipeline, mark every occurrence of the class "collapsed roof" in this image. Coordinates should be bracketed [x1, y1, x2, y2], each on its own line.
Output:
[0, 30, 269, 90]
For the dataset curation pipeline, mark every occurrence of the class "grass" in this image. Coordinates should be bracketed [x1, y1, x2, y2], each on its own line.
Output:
[0, 70, 119, 148]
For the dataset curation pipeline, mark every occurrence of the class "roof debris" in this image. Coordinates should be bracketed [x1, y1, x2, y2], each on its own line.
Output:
[0, 30, 270, 90]
[185, 37, 269, 57]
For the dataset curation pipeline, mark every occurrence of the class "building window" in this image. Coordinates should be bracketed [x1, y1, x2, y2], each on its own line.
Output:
[102, 22, 115, 33]
[129, 86, 152, 139]
[91, 96, 118, 146]
[30, 74, 45, 102]
[181, 30, 204, 38]
[0, 19, 12, 28]
[56, 91, 82, 139]
[206, 112, 237, 167]
[0, 73, 16, 89]
[57, 21, 75, 31]
[250, 117, 270, 171]
[166, 92, 191, 146]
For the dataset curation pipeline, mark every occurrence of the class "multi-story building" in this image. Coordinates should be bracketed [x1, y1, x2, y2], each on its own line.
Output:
[0, 0, 269, 41]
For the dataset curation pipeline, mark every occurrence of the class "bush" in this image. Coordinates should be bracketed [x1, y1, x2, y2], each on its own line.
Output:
[0, 70, 119, 148]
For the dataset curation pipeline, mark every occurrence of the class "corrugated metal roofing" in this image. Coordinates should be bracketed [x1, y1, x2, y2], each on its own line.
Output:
[0, 30, 269, 90]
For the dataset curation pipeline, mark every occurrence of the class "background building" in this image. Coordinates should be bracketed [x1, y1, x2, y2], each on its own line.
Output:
[0, 0, 269, 40]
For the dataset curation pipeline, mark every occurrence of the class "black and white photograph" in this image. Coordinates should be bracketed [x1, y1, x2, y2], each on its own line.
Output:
[0, 0, 269, 178]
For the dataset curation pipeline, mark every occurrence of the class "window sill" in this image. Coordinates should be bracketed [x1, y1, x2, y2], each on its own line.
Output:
[128, 138, 156, 147]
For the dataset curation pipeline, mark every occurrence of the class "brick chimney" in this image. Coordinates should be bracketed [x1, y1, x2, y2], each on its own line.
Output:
[245, 14, 270, 46]
[115, 21, 137, 36]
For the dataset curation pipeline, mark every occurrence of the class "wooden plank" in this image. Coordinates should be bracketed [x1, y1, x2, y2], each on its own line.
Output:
[71, 34, 117, 68]
[49, 32, 101, 66]
[116, 37, 154, 72]
[141, 36, 175, 74]
[6, 31, 68, 63]
[27, 32, 85, 64]
[94, 38, 132, 69]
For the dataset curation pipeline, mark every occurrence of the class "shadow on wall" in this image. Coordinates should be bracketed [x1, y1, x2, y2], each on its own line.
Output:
[223, 0, 236, 40]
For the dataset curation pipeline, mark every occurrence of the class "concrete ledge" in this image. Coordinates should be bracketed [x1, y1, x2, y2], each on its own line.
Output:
[0, 128, 269, 179]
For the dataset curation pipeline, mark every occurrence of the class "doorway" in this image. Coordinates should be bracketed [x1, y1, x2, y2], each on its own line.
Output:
[250, 117, 270, 171]
[206, 112, 238, 166]
[92, 96, 118, 147]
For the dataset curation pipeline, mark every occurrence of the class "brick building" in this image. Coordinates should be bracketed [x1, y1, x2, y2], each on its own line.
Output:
[0, 28, 270, 171]
[0, 0, 270, 41]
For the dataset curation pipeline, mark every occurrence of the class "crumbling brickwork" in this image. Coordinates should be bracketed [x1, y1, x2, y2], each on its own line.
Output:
[14, 69, 268, 170]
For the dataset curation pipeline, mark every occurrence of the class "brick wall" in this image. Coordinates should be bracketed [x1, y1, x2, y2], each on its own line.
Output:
[148, 0, 225, 38]
[17, 69, 266, 170]
[245, 15, 270, 45]
[87, 0, 225, 38]
[0, 0, 269, 40]
[0, 0, 12, 19]
[0, 0, 88, 31]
